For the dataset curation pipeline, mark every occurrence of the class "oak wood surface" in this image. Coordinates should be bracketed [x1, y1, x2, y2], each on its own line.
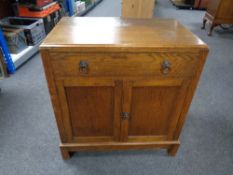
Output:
[66, 86, 114, 137]
[129, 86, 179, 136]
[120, 81, 133, 142]
[50, 52, 199, 78]
[60, 141, 180, 151]
[40, 17, 209, 159]
[173, 50, 208, 140]
[41, 51, 68, 143]
[40, 17, 208, 52]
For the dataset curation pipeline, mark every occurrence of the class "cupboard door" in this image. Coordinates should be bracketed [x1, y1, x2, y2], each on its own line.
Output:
[56, 78, 122, 143]
[121, 79, 189, 142]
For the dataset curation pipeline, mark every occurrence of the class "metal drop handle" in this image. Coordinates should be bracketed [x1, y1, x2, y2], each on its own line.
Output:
[79, 60, 89, 74]
[161, 60, 171, 74]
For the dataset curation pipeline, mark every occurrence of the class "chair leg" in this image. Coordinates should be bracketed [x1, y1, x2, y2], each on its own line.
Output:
[208, 23, 219, 36]
[201, 18, 207, 29]
[208, 24, 214, 36]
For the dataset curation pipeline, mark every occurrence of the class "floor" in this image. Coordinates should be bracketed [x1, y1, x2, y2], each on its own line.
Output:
[0, 0, 233, 175]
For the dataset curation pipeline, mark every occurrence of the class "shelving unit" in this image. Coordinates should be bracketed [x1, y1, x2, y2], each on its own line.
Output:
[0, 0, 103, 72]
[11, 41, 42, 68]
[0, 28, 15, 73]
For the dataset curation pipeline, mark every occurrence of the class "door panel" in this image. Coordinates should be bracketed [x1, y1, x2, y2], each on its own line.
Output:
[56, 79, 122, 143]
[66, 86, 114, 137]
[129, 86, 179, 136]
[124, 79, 188, 141]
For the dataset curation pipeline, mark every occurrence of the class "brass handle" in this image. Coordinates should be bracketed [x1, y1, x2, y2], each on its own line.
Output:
[161, 60, 171, 74]
[121, 112, 130, 120]
[79, 60, 89, 74]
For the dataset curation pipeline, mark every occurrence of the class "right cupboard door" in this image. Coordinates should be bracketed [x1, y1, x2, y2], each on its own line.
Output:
[122, 79, 190, 142]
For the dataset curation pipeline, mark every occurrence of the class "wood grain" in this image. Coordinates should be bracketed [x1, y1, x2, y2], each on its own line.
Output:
[40, 50, 68, 142]
[129, 86, 179, 136]
[50, 52, 199, 78]
[66, 86, 114, 137]
[120, 81, 133, 142]
[173, 49, 209, 140]
[40, 17, 208, 52]
[60, 141, 180, 151]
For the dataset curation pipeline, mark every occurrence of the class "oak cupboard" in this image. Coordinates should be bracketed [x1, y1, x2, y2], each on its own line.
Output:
[40, 17, 209, 160]
[202, 0, 233, 36]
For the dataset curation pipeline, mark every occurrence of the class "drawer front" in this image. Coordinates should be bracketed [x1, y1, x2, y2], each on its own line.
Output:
[50, 53, 199, 78]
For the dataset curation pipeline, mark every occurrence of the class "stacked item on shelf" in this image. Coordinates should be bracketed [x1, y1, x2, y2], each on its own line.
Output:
[0, 1, 63, 70]
[0, 17, 46, 47]
[76, 1, 86, 14]
[1, 27, 27, 54]
[68, 0, 102, 16]
[0, 17, 46, 69]
[18, 0, 62, 34]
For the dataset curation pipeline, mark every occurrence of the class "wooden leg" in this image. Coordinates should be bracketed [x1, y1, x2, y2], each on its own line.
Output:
[167, 144, 180, 156]
[201, 18, 207, 29]
[60, 147, 71, 160]
[208, 23, 219, 36]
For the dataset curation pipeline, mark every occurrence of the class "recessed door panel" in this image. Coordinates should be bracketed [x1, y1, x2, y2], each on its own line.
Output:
[123, 79, 189, 142]
[56, 79, 122, 143]
[129, 86, 179, 136]
[66, 86, 114, 137]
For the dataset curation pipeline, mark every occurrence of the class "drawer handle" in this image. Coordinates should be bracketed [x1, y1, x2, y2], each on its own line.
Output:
[79, 60, 89, 74]
[161, 60, 171, 74]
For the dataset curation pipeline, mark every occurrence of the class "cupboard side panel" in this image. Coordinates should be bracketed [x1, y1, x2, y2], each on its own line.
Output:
[173, 49, 209, 140]
[40, 50, 68, 142]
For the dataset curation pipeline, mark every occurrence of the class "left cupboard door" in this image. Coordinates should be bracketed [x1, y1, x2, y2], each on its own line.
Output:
[55, 78, 123, 143]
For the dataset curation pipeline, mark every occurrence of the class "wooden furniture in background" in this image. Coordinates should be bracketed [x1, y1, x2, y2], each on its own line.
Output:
[202, 0, 233, 36]
[121, 0, 155, 18]
[171, 0, 208, 9]
[193, 0, 208, 9]
[40, 17, 209, 160]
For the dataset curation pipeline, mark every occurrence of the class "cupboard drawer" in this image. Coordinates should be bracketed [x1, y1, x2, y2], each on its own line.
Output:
[50, 53, 199, 78]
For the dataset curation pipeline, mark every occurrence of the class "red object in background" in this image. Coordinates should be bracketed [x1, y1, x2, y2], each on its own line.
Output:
[18, 3, 60, 18]
[19, 0, 54, 8]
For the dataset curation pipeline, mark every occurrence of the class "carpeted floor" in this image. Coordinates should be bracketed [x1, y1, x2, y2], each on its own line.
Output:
[0, 0, 233, 175]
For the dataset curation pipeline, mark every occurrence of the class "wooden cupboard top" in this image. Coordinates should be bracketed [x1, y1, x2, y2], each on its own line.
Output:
[40, 17, 208, 52]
